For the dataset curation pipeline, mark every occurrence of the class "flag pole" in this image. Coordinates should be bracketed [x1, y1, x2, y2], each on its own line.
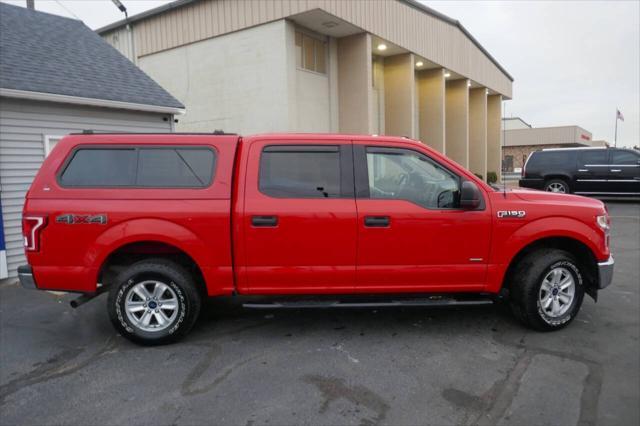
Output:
[614, 109, 618, 148]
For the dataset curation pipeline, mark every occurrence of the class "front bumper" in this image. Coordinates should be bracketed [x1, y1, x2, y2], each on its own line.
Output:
[17, 265, 37, 290]
[597, 256, 614, 289]
[518, 178, 545, 190]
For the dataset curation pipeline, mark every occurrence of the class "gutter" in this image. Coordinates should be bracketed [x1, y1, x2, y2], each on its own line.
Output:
[0, 88, 186, 115]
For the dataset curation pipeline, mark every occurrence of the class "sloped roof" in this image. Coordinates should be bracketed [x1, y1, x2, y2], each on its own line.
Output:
[0, 3, 184, 112]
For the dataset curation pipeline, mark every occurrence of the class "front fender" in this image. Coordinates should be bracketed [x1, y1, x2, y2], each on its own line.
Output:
[487, 216, 604, 292]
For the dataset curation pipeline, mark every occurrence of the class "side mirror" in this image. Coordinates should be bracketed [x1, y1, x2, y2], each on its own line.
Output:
[460, 181, 481, 209]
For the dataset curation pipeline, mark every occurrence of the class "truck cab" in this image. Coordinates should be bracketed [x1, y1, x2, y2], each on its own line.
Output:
[19, 133, 614, 345]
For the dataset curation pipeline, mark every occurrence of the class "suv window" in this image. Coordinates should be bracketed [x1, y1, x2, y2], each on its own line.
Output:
[59, 147, 216, 188]
[365, 148, 459, 209]
[579, 150, 608, 165]
[259, 146, 341, 198]
[611, 150, 640, 165]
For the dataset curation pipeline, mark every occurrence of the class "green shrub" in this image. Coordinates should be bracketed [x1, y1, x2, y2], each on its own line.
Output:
[487, 171, 498, 184]
[474, 173, 483, 180]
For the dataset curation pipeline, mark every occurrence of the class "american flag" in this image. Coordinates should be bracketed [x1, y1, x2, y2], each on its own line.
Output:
[617, 109, 625, 122]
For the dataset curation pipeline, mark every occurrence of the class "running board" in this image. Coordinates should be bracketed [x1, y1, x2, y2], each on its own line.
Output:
[243, 297, 494, 309]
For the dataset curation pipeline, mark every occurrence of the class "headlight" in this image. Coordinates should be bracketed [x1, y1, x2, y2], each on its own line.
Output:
[596, 214, 610, 231]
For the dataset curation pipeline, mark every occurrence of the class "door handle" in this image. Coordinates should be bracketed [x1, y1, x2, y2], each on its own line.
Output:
[364, 216, 390, 227]
[610, 169, 621, 173]
[251, 215, 278, 227]
[578, 169, 588, 172]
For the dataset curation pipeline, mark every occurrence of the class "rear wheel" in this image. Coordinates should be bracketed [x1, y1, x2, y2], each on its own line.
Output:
[509, 249, 585, 331]
[544, 179, 570, 194]
[107, 258, 201, 345]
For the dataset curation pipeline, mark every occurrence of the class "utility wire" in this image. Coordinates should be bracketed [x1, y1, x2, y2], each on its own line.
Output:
[54, 0, 82, 21]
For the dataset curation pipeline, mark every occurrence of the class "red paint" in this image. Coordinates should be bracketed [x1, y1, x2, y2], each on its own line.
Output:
[23, 133, 610, 296]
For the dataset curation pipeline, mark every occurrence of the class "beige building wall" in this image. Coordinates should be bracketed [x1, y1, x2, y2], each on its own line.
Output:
[504, 125, 593, 147]
[383, 53, 416, 138]
[468, 88, 487, 178]
[371, 56, 386, 135]
[416, 68, 445, 153]
[101, 0, 512, 98]
[487, 94, 502, 181]
[138, 20, 291, 133]
[445, 79, 469, 167]
[337, 33, 373, 134]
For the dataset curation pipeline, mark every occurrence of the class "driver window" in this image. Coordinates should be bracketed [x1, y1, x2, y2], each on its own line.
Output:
[366, 148, 460, 209]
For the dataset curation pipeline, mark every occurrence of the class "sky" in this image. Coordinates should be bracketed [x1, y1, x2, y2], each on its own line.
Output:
[2, 0, 639, 148]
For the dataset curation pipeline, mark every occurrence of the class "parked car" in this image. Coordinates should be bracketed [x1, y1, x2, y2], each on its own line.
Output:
[519, 147, 640, 195]
[19, 133, 614, 345]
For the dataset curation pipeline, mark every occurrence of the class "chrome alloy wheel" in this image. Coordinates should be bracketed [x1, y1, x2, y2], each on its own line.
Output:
[124, 280, 179, 332]
[546, 182, 566, 193]
[538, 267, 575, 318]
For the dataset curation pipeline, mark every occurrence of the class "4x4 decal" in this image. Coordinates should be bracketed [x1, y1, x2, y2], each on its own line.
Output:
[497, 210, 526, 218]
[56, 214, 108, 225]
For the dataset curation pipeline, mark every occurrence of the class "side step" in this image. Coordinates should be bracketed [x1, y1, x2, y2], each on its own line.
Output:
[243, 296, 494, 310]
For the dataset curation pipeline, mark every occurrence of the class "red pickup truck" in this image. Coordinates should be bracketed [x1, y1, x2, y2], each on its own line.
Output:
[19, 133, 614, 345]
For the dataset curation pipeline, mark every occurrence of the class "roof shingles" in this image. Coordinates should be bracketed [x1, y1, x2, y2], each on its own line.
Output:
[0, 3, 184, 109]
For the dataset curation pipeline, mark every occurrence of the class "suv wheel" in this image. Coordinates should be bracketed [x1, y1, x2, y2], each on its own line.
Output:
[544, 179, 570, 194]
[509, 249, 585, 331]
[107, 258, 201, 345]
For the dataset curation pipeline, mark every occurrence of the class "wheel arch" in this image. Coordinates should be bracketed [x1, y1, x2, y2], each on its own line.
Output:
[502, 236, 599, 301]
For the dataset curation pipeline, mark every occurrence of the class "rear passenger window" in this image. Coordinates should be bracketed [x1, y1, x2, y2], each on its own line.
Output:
[579, 150, 608, 165]
[60, 149, 136, 187]
[59, 147, 216, 188]
[259, 146, 341, 198]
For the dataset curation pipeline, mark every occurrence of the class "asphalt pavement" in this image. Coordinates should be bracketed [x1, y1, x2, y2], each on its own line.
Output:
[0, 201, 638, 426]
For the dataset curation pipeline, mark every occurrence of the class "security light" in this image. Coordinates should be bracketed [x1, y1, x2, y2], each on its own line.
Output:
[111, 0, 128, 18]
[415, 61, 424, 68]
[467, 81, 472, 87]
[377, 43, 387, 51]
[444, 72, 451, 78]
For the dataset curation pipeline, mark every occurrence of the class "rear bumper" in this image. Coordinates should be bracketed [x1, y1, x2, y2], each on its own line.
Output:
[17, 265, 37, 290]
[518, 178, 545, 189]
[597, 256, 614, 289]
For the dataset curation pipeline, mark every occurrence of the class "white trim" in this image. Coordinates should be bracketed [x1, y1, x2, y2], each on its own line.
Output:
[43, 134, 65, 156]
[0, 88, 185, 115]
[0, 251, 7, 280]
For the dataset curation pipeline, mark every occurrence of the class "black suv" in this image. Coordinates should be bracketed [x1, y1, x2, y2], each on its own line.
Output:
[519, 147, 640, 195]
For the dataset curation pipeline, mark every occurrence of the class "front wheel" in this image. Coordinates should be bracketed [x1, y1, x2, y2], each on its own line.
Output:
[107, 259, 201, 345]
[544, 179, 570, 194]
[509, 249, 585, 331]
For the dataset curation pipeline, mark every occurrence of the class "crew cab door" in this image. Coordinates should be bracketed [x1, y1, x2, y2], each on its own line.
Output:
[239, 139, 357, 293]
[353, 143, 492, 292]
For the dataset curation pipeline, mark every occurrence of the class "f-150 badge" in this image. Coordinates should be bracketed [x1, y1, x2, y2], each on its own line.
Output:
[56, 214, 108, 225]
[497, 210, 526, 218]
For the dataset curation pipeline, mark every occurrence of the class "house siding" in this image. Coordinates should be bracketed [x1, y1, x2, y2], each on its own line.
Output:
[0, 97, 173, 278]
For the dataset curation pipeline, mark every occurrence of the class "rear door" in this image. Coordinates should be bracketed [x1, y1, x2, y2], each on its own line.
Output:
[608, 149, 640, 194]
[574, 150, 609, 194]
[240, 139, 357, 294]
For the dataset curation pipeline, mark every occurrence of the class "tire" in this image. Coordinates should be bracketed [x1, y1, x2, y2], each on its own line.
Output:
[107, 258, 201, 345]
[509, 249, 585, 331]
[544, 179, 570, 194]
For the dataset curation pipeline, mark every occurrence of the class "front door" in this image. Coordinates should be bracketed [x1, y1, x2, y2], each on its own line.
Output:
[241, 140, 357, 294]
[354, 143, 492, 292]
[608, 149, 640, 194]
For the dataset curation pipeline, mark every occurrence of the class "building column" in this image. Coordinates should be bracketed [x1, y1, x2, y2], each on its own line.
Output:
[445, 79, 469, 168]
[337, 33, 373, 134]
[383, 53, 416, 138]
[469, 88, 488, 179]
[487, 94, 503, 182]
[416, 68, 445, 153]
